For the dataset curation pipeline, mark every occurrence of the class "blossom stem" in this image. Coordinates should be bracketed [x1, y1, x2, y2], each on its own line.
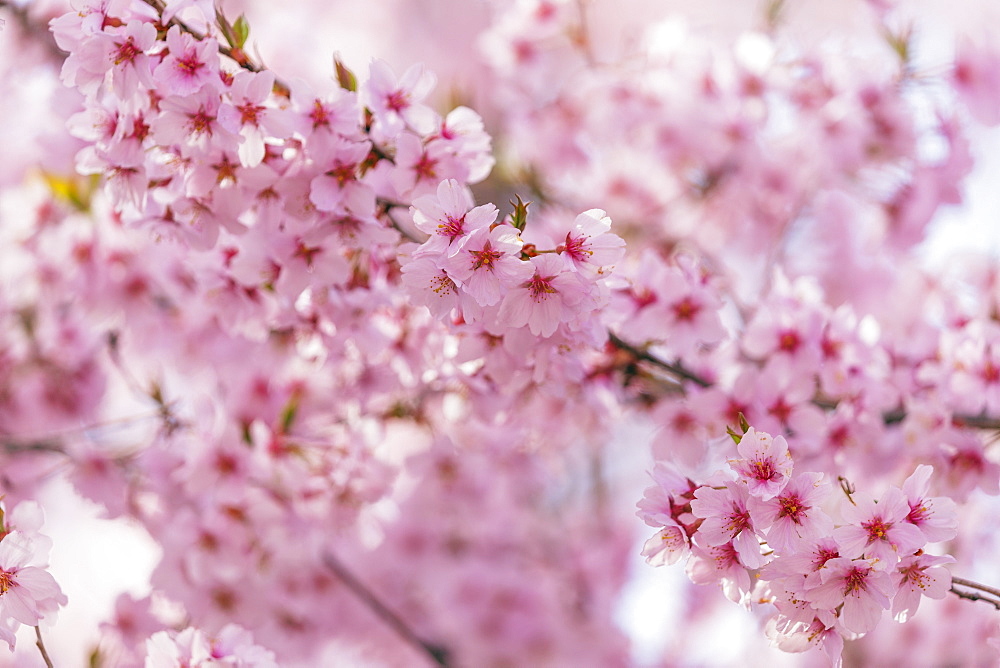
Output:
[950, 577, 1000, 610]
[322, 552, 451, 667]
[34, 626, 53, 668]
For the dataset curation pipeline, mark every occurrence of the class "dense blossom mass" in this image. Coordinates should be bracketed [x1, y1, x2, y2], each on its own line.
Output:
[0, 0, 998, 665]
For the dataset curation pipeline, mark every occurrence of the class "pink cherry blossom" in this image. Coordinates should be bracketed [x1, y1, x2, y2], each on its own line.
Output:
[750, 471, 833, 555]
[400, 255, 464, 320]
[892, 553, 954, 623]
[0, 533, 67, 648]
[152, 25, 217, 97]
[558, 209, 624, 276]
[805, 557, 894, 635]
[218, 70, 293, 167]
[640, 522, 690, 567]
[834, 488, 927, 567]
[900, 465, 958, 543]
[410, 179, 497, 256]
[308, 137, 376, 214]
[686, 541, 755, 604]
[441, 225, 532, 306]
[363, 60, 439, 138]
[728, 426, 793, 500]
[689, 481, 764, 569]
[496, 254, 591, 338]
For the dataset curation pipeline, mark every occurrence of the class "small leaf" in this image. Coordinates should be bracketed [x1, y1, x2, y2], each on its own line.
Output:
[280, 394, 300, 434]
[737, 412, 751, 435]
[726, 425, 743, 445]
[232, 14, 250, 49]
[240, 421, 253, 446]
[335, 55, 358, 92]
[509, 194, 531, 232]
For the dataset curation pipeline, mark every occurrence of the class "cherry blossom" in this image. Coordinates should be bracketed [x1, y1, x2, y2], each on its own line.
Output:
[441, 224, 532, 307]
[153, 25, 218, 97]
[806, 557, 895, 635]
[0, 513, 66, 651]
[363, 60, 439, 139]
[558, 209, 625, 276]
[410, 178, 497, 256]
[750, 471, 833, 555]
[834, 488, 927, 567]
[0, 1, 995, 666]
[689, 481, 764, 569]
[497, 254, 591, 337]
[728, 426, 793, 500]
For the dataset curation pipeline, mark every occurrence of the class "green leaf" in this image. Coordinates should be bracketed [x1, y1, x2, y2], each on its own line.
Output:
[509, 194, 531, 232]
[335, 55, 358, 92]
[737, 412, 750, 435]
[232, 14, 250, 49]
[280, 394, 300, 434]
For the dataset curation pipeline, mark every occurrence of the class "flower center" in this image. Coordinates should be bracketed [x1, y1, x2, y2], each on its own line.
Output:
[385, 90, 409, 113]
[470, 243, 503, 270]
[672, 296, 701, 321]
[437, 215, 465, 239]
[114, 37, 141, 66]
[863, 517, 891, 541]
[527, 273, 557, 300]
[0, 569, 15, 595]
[176, 52, 204, 76]
[777, 494, 805, 522]
[843, 566, 870, 595]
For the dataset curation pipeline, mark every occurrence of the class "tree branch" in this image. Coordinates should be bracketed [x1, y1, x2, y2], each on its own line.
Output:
[137, 0, 291, 95]
[607, 332, 712, 388]
[951, 576, 1000, 610]
[321, 551, 451, 667]
[607, 333, 1000, 430]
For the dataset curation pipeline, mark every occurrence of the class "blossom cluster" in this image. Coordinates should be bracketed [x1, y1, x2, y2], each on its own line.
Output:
[401, 179, 624, 339]
[0, 502, 66, 651]
[0, 0, 997, 664]
[145, 624, 276, 668]
[638, 425, 959, 665]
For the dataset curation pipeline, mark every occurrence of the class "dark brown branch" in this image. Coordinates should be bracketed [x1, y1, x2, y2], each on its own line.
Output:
[322, 552, 451, 667]
[608, 332, 712, 388]
[608, 333, 1000, 430]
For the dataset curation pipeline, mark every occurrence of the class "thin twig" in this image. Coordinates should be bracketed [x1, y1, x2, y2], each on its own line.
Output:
[34, 626, 54, 668]
[951, 576, 1000, 601]
[1, 439, 64, 455]
[607, 331, 712, 388]
[322, 552, 451, 667]
[137, 0, 291, 94]
[950, 585, 1000, 610]
[949, 576, 1000, 609]
[607, 332, 1000, 430]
